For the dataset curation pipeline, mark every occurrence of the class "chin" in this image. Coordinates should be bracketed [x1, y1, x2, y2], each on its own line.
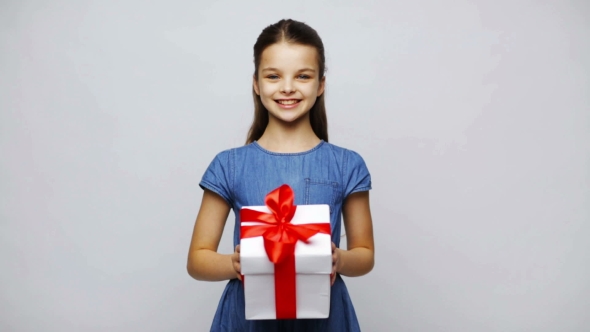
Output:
[273, 114, 306, 124]
[267, 110, 309, 124]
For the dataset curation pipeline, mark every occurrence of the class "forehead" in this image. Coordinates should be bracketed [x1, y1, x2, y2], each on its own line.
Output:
[259, 42, 319, 70]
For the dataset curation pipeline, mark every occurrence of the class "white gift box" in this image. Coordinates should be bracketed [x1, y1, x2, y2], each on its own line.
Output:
[240, 204, 332, 320]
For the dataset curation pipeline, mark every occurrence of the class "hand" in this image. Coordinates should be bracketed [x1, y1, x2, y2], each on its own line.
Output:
[231, 245, 242, 280]
[331, 242, 341, 286]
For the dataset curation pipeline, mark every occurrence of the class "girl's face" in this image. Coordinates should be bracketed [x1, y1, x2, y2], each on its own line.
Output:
[254, 42, 325, 125]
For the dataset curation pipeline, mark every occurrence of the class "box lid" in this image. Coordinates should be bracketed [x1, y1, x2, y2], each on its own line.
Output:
[240, 204, 332, 275]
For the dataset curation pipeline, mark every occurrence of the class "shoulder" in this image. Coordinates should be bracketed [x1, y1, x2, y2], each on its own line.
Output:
[321, 142, 367, 165]
[208, 143, 256, 162]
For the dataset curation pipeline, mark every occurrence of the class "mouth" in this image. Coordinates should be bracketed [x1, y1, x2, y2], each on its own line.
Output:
[275, 99, 301, 105]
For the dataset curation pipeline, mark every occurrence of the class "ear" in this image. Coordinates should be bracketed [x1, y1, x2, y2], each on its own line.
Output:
[317, 76, 326, 97]
[253, 75, 260, 95]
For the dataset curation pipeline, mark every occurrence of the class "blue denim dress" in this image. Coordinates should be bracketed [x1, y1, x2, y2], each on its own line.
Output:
[199, 140, 372, 332]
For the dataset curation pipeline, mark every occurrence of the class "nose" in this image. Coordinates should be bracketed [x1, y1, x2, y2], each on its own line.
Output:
[280, 79, 295, 94]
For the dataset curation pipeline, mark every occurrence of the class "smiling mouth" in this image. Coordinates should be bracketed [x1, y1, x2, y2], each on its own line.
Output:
[276, 99, 301, 105]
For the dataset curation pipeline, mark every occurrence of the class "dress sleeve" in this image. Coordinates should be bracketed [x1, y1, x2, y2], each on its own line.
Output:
[343, 150, 372, 197]
[199, 150, 233, 205]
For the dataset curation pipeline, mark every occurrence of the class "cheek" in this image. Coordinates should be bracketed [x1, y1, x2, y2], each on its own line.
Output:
[303, 84, 320, 97]
[258, 86, 276, 107]
[259, 84, 275, 98]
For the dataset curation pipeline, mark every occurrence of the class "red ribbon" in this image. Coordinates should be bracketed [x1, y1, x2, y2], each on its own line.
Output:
[240, 184, 331, 319]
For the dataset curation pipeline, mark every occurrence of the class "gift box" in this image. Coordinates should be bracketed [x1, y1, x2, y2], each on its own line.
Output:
[240, 185, 332, 320]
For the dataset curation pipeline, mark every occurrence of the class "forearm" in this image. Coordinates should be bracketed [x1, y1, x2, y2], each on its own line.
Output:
[336, 247, 374, 277]
[187, 249, 238, 281]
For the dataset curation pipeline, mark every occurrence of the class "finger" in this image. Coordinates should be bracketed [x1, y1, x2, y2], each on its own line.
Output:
[232, 251, 240, 263]
[234, 263, 241, 275]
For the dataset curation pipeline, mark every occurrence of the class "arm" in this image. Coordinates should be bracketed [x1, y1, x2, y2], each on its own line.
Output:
[187, 189, 239, 281]
[334, 190, 374, 277]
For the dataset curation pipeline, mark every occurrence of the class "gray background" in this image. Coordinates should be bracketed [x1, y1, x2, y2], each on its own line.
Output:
[1, 0, 589, 331]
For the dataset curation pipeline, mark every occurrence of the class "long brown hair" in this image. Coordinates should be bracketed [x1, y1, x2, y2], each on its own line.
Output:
[246, 19, 328, 144]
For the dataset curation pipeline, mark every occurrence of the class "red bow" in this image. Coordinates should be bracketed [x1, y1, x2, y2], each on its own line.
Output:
[240, 184, 331, 319]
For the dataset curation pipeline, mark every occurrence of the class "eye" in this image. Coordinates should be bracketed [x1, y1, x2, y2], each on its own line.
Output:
[267, 75, 279, 80]
[298, 74, 311, 80]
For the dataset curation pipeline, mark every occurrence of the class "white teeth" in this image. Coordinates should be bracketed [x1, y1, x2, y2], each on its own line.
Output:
[277, 100, 299, 105]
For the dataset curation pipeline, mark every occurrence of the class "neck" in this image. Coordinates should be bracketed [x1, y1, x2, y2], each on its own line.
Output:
[257, 114, 321, 153]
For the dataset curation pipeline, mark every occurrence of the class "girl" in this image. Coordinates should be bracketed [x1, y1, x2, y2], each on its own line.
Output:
[187, 19, 374, 332]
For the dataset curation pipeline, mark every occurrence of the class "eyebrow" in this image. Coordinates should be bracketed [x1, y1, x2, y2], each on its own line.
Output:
[261, 67, 317, 73]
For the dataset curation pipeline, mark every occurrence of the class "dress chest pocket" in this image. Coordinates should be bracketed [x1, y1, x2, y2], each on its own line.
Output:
[304, 178, 340, 215]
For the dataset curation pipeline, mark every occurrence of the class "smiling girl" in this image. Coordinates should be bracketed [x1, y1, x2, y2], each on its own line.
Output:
[187, 19, 374, 331]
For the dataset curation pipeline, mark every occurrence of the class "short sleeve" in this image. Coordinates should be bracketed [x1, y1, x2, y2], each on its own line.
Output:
[343, 150, 372, 197]
[199, 150, 233, 205]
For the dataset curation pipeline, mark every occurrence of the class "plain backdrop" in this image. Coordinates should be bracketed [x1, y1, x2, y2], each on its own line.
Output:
[1, 0, 589, 331]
